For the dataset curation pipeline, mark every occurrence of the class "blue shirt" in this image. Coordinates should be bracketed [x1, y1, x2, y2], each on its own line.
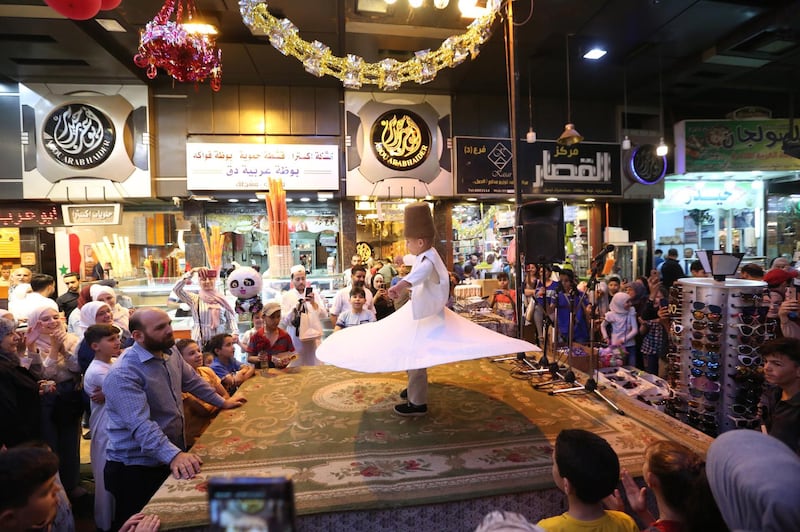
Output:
[209, 357, 243, 382]
[104, 342, 224, 466]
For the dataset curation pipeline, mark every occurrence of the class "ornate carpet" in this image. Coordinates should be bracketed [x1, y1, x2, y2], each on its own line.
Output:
[144, 358, 711, 530]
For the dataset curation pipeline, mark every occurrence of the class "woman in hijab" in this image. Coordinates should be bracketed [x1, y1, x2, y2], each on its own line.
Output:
[173, 266, 238, 346]
[26, 304, 83, 499]
[75, 301, 115, 373]
[601, 292, 638, 366]
[90, 284, 130, 336]
[0, 316, 43, 448]
[369, 273, 395, 320]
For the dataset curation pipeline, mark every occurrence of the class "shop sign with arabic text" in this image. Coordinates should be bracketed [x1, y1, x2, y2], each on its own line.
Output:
[676, 119, 800, 173]
[531, 140, 621, 196]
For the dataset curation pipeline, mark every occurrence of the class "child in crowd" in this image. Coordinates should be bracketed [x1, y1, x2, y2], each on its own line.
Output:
[537, 429, 637, 532]
[245, 302, 295, 369]
[759, 337, 800, 454]
[610, 440, 725, 532]
[178, 339, 230, 447]
[207, 333, 255, 395]
[83, 323, 122, 532]
[601, 292, 638, 366]
[489, 271, 516, 324]
[334, 286, 376, 331]
[0, 446, 61, 532]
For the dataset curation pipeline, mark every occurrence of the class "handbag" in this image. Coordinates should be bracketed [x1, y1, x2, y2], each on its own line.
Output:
[298, 305, 323, 341]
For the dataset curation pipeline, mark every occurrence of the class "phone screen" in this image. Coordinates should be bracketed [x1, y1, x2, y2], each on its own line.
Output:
[208, 477, 296, 532]
[787, 285, 798, 301]
[304, 286, 313, 298]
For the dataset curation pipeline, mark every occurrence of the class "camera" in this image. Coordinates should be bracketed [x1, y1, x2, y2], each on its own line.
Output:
[208, 477, 296, 532]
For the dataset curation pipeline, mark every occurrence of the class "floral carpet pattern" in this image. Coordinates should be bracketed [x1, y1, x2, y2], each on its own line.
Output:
[144, 358, 710, 530]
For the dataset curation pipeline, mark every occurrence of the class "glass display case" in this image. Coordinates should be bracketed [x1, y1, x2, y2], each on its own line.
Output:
[606, 241, 647, 283]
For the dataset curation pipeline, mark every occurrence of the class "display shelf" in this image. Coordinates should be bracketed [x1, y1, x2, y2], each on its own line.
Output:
[675, 277, 766, 437]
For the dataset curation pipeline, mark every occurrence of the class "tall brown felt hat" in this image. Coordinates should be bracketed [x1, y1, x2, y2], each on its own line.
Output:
[404, 202, 435, 239]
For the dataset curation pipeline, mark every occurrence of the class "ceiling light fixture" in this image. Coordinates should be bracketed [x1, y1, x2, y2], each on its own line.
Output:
[583, 47, 606, 60]
[96, 18, 127, 33]
[656, 53, 669, 156]
[557, 34, 583, 146]
[622, 66, 631, 150]
[526, 60, 536, 143]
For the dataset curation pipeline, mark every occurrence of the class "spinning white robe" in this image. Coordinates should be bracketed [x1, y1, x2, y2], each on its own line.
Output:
[317, 248, 538, 372]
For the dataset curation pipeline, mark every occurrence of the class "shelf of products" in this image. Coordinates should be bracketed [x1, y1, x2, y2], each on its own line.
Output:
[670, 277, 767, 437]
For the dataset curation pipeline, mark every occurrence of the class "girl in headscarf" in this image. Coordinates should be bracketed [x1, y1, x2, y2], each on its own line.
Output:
[90, 284, 130, 334]
[601, 292, 638, 366]
[25, 304, 83, 499]
[75, 301, 115, 373]
[173, 266, 238, 346]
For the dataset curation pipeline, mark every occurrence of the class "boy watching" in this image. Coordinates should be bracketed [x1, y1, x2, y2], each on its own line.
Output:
[760, 337, 800, 454]
[0, 446, 61, 532]
[83, 323, 122, 532]
[334, 286, 376, 331]
[538, 429, 637, 532]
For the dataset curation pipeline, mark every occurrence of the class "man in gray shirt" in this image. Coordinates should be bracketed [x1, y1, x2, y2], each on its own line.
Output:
[104, 307, 246, 530]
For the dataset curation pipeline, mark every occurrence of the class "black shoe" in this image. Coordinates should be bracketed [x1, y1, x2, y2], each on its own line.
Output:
[399, 388, 408, 399]
[82, 430, 92, 440]
[394, 402, 427, 416]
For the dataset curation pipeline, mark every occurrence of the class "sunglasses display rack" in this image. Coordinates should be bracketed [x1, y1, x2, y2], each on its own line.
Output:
[673, 277, 767, 437]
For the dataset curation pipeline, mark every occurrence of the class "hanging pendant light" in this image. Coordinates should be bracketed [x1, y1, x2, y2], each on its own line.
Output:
[557, 34, 583, 145]
[622, 66, 631, 150]
[526, 61, 536, 143]
[656, 55, 669, 156]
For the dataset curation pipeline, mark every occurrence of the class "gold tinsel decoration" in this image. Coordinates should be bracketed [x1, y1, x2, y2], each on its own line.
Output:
[239, 0, 502, 91]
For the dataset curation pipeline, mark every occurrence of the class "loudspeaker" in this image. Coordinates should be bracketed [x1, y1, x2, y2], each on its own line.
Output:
[517, 200, 565, 265]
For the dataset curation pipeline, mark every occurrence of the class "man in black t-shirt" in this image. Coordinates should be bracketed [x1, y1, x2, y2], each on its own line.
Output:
[659, 248, 685, 288]
[56, 271, 81, 318]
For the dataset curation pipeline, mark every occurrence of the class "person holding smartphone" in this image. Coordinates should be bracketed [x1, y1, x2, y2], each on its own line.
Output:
[778, 282, 800, 339]
[279, 265, 328, 366]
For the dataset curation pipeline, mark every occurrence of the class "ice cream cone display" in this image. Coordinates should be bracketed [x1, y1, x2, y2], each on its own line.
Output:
[199, 225, 225, 273]
[89, 233, 134, 278]
[266, 178, 291, 277]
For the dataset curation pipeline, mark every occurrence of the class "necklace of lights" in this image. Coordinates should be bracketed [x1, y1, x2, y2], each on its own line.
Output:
[239, 0, 503, 91]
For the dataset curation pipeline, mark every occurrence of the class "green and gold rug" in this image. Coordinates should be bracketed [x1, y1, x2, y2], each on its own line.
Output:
[144, 358, 710, 529]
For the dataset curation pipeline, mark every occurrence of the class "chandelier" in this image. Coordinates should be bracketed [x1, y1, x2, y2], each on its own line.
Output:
[239, 0, 502, 91]
[134, 0, 223, 91]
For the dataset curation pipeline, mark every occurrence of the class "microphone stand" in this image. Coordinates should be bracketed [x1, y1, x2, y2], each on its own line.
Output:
[549, 263, 625, 415]
[519, 264, 559, 375]
[533, 281, 572, 386]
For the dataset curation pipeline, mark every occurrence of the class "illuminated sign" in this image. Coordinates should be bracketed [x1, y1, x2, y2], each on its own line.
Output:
[42, 104, 115, 170]
[62, 204, 122, 226]
[370, 109, 431, 171]
[0, 204, 62, 227]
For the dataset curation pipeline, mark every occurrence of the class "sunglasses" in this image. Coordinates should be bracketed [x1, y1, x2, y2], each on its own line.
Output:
[730, 322, 767, 336]
[691, 367, 720, 380]
[691, 302, 723, 319]
[691, 349, 720, 361]
[728, 415, 760, 429]
[733, 344, 759, 356]
[731, 292, 762, 303]
[691, 331, 721, 343]
[691, 358, 721, 370]
[691, 339, 722, 351]
[689, 388, 721, 401]
[737, 354, 762, 366]
[688, 408, 717, 423]
[730, 403, 759, 416]
[688, 400, 716, 412]
[671, 322, 684, 335]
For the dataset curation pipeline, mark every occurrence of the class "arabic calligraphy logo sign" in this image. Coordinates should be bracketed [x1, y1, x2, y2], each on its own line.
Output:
[626, 144, 667, 185]
[42, 104, 115, 170]
[370, 109, 431, 171]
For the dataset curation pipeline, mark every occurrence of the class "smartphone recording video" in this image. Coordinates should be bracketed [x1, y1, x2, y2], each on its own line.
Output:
[208, 477, 296, 532]
[304, 286, 313, 298]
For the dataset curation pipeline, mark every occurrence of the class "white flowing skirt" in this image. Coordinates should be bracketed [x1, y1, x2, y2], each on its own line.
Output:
[317, 302, 539, 372]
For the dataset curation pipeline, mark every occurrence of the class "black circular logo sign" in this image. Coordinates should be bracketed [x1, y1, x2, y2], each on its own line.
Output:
[625, 144, 667, 185]
[42, 103, 115, 169]
[370, 109, 431, 171]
